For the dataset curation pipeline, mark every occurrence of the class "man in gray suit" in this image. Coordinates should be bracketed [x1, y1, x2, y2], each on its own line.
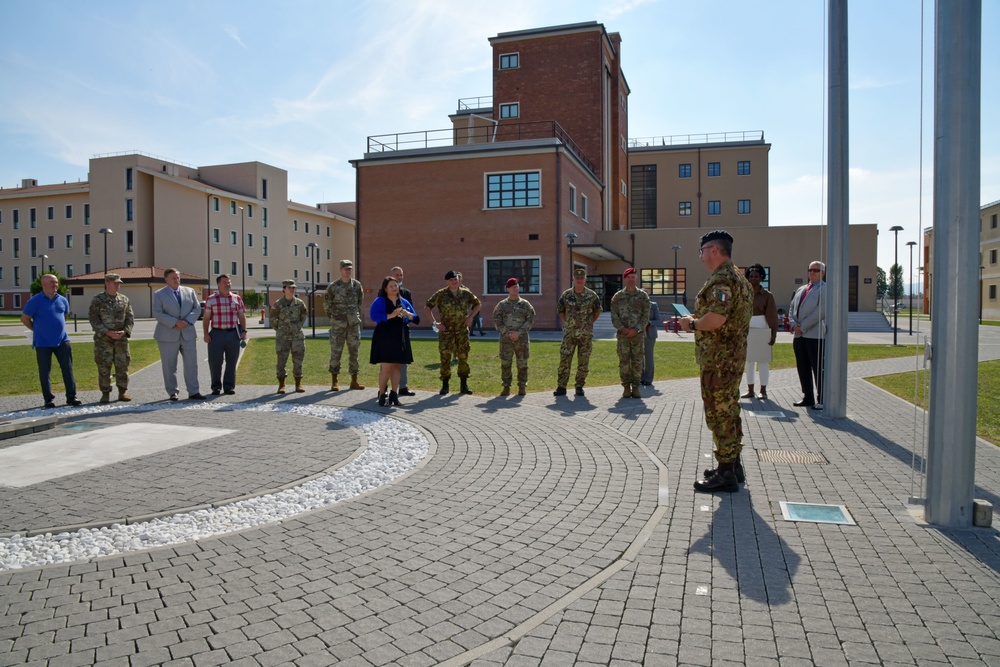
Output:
[789, 260, 826, 409]
[640, 301, 661, 385]
[153, 268, 205, 401]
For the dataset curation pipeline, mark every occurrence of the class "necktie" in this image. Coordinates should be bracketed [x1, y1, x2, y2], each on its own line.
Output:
[798, 283, 813, 310]
[174, 290, 182, 307]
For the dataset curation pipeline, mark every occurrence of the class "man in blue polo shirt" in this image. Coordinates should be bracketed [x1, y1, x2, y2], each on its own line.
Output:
[21, 274, 82, 409]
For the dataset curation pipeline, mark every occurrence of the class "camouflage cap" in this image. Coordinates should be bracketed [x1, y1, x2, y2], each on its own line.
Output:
[340, 259, 353, 269]
[282, 279, 296, 288]
[104, 273, 123, 283]
[573, 268, 587, 278]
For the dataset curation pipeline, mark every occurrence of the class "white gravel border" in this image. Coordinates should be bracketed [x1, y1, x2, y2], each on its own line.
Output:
[0, 402, 429, 570]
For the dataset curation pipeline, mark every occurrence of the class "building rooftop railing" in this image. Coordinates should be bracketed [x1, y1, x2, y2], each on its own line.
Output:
[457, 96, 493, 111]
[92, 150, 198, 169]
[628, 130, 765, 148]
[367, 120, 596, 174]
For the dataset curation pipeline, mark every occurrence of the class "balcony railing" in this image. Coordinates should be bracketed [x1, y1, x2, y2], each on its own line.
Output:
[367, 120, 596, 174]
[628, 130, 765, 148]
[457, 96, 493, 111]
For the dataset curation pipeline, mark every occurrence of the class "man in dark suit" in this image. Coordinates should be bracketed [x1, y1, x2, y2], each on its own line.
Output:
[390, 266, 419, 396]
[789, 261, 826, 409]
[152, 268, 205, 401]
[640, 301, 661, 385]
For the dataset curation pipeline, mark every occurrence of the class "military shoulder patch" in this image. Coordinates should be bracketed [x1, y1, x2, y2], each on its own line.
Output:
[716, 289, 731, 303]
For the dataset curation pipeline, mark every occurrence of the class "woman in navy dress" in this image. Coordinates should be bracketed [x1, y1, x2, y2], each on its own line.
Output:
[369, 276, 416, 406]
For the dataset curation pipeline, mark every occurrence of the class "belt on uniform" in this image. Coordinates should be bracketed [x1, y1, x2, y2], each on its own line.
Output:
[213, 327, 237, 331]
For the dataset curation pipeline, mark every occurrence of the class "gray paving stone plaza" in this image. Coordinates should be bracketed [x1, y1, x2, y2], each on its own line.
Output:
[1, 323, 999, 666]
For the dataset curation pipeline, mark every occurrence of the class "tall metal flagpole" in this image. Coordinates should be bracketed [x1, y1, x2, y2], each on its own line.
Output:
[824, 0, 849, 418]
[925, 0, 981, 528]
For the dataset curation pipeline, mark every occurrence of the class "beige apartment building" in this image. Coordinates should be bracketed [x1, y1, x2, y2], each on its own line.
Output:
[0, 153, 355, 316]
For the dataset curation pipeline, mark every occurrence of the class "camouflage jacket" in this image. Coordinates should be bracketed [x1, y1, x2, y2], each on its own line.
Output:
[324, 279, 364, 325]
[88, 292, 134, 341]
[557, 287, 602, 336]
[270, 297, 308, 340]
[694, 259, 752, 372]
[610, 288, 651, 334]
[493, 297, 535, 338]
[426, 287, 481, 329]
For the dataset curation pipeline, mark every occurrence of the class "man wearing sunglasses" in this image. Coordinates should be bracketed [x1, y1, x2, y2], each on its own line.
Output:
[680, 230, 752, 493]
[789, 261, 827, 409]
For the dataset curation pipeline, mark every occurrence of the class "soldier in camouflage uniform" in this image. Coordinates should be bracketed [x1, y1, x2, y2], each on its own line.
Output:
[610, 267, 651, 399]
[492, 277, 535, 396]
[554, 268, 602, 397]
[680, 230, 753, 493]
[324, 260, 365, 391]
[271, 279, 308, 394]
[88, 273, 135, 403]
[424, 270, 481, 395]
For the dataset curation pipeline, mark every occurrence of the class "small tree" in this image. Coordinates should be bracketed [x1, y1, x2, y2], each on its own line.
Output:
[876, 267, 887, 299]
[889, 263, 905, 300]
[30, 270, 68, 297]
[241, 289, 265, 312]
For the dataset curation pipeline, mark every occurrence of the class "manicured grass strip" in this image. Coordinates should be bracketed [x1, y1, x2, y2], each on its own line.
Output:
[0, 339, 163, 397]
[866, 360, 1000, 445]
[238, 337, 921, 396]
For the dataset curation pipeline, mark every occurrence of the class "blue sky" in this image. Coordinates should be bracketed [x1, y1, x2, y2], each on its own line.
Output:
[1, 0, 997, 274]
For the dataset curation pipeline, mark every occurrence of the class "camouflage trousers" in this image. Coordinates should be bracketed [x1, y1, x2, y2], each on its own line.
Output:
[94, 338, 130, 392]
[438, 330, 471, 379]
[498, 336, 529, 387]
[329, 322, 361, 375]
[276, 337, 305, 379]
[557, 332, 593, 388]
[700, 368, 743, 464]
[616, 334, 643, 385]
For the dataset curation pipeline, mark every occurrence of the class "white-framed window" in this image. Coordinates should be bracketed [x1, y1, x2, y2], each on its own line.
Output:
[293, 220, 298, 232]
[65, 234, 73, 249]
[126, 167, 133, 190]
[231, 262, 238, 275]
[84, 203, 90, 225]
[485, 171, 541, 209]
[569, 183, 577, 215]
[485, 256, 541, 295]
[247, 263, 254, 277]
[126, 199, 134, 221]
[14, 293, 21, 308]
[262, 207, 268, 227]
[500, 103, 519, 119]
[84, 233, 91, 255]
[65, 205, 72, 219]
[230, 231, 237, 245]
[499, 53, 519, 69]
[305, 222, 310, 234]
[621, 180, 627, 197]
[213, 228, 220, 243]
[708, 201, 721, 216]
[581, 194, 589, 222]
[679, 201, 692, 216]
[708, 162, 721, 177]
[66, 264, 74, 277]
[738, 160, 751, 175]
[293, 244, 298, 257]
[246, 204, 253, 218]
[262, 264, 268, 281]
[326, 249, 331, 260]
[47, 206, 54, 220]
[246, 233, 253, 247]
[262, 178, 268, 200]
[738, 199, 751, 215]
[126, 230, 134, 253]
[679, 164, 692, 178]
[213, 197, 220, 211]
[213, 260, 220, 274]
[262, 236, 268, 257]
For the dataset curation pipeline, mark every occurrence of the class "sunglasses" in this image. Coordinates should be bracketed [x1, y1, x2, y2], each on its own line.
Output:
[808, 268, 821, 273]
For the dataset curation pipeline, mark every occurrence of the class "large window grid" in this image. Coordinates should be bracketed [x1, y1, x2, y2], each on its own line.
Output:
[640, 268, 687, 301]
[737, 161, 751, 175]
[708, 162, 721, 177]
[630, 165, 656, 229]
[486, 257, 540, 295]
[679, 201, 692, 217]
[679, 164, 691, 178]
[486, 172, 540, 209]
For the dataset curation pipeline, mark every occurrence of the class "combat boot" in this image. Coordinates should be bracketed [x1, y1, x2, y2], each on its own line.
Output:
[295, 378, 305, 393]
[277, 378, 286, 394]
[459, 378, 473, 395]
[100, 391, 110, 404]
[553, 386, 567, 396]
[575, 386, 585, 397]
[758, 386, 768, 400]
[500, 385, 510, 396]
[704, 456, 746, 484]
[742, 384, 755, 399]
[622, 384, 631, 399]
[330, 373, 339, 391]
[630, 384, 641, 399]
[118, 389, 132, 402]
[517, 385, 526, 396]
[440, 378, 450, 395]
[694, 463, 740, 493]
[350, 374, 365, 390]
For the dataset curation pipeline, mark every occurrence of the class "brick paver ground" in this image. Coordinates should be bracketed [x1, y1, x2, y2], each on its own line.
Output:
[1, 325, 998, 666]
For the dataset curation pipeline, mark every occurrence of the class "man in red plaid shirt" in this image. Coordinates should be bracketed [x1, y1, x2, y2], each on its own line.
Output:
[203, 274, 248, 395]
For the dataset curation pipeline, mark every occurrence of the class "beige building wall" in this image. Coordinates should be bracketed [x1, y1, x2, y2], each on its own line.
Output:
[0, 154, 355, 313]
[594, 224, 879, 313]
[982, 200, 1000, 321]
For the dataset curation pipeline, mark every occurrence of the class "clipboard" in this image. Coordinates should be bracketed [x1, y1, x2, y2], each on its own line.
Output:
[671, 303, 692, 318]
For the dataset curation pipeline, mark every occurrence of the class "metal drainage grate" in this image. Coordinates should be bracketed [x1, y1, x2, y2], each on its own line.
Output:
[755, 449, 828, 465]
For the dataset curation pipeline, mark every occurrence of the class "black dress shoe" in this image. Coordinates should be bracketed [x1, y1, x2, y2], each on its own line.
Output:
[398, 387, 416, 397]
[793, 399, 815, 407]
[704, 460, 746, 484]
[211, 389, 222, 395]
[224, 389, 236, 395]
[694, 469, 740, 493]
[169, 394, 179, 401]
[66, 399, 83, 406]
[44, 401, 56, 409]
[188, 393, 206, 400]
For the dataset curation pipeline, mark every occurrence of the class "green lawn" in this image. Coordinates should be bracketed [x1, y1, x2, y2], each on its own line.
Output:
[866, 360, 1000, 445]
[237, 337, 920, 396]
[0, 340, 162, 397]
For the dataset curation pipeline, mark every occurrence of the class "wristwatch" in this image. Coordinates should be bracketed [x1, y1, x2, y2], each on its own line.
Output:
[690, 319, 696, 332]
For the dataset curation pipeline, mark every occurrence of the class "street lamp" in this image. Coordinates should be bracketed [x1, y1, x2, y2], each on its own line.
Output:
[981, 265, 986, 325]
[671, 245, 681, 304]
[906, 240, 916, 335]
[99, 228, 113, 274]
[238, 206, 246, 296]
[306, 242, 319, 338]
[38, 254, 48, 281]
[889, 225, 904, 346]
[565, 233, 577, 279]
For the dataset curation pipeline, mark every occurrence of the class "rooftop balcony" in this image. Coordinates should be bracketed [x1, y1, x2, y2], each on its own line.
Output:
[367, 120, 597, 174]
[628, 130, 765, 148]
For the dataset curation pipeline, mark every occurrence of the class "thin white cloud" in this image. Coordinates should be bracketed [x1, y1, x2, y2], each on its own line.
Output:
[223, 24, 247, 49]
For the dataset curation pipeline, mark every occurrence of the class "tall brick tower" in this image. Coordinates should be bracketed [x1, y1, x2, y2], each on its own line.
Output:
[489, 22, 629, 230]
